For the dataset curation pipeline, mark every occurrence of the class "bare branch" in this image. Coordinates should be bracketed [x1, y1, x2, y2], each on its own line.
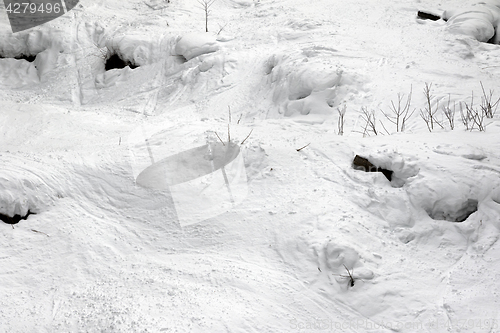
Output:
[296, 143, 310, 152]
[442, 94, 455, 130]
[227, 106, 231, 143]
[420, 83, 444, 131]
[240, 128, 253, 145]
[480, 81, 500, 118]
[215, 132, 225, 145]
[359, 107, 377, 136]
[460, 91, 487, 132]
[380, 86, 415, 133]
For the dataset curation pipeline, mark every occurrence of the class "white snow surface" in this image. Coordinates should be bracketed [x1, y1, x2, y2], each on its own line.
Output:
[1, 0, 500, 332]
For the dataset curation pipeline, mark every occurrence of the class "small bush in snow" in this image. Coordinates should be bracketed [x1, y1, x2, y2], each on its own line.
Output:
[442, 95, 456, 130]
[457, 82, 498, 132]
[460, 93, 487, 132]
[479, 81, 499, 119]
[358, 107, 378, 137]
[380, 86, 415, 133]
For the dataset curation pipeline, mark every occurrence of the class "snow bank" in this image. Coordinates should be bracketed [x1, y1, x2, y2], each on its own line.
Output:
[445, 1, 500, 43]
[105, 33, 169, 67]
[0, 155, 63, 218]
[0, 29, 65, 84]
[2, 0, 500, 331]
[0, 30, 57, 58]
[0, 58, 38, 88]
[174, 33, 219, 61]
[263, 53, 360, 120]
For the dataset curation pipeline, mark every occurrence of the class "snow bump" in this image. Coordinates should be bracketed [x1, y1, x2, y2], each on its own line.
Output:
[174, 33, 219, 61]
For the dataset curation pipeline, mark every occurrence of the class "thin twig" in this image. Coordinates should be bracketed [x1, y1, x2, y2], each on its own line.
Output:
[215, 132, 225, 145]
[379, 119, 391, 135]
[480, 81, 499, 118]
[31, 229, 49, 237]
[296, 143, 310, 152]
[360, 107, 377, 136]
[240, 129, 253, 145]
[343, 264, 355, 287]
[337, 105, 346, 136]
[227, 107, 231, 143]
[442, 94, 455, 130]
[217, 22, 228, 35]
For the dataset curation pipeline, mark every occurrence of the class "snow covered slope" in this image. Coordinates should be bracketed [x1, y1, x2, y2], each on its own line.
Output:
[1, 0, 500, 332]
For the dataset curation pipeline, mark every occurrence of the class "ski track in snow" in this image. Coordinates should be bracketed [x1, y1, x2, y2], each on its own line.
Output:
[1, 0, 500, 332]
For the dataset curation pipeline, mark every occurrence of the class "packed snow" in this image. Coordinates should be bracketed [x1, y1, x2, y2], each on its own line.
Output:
[1, 0, 500, 332]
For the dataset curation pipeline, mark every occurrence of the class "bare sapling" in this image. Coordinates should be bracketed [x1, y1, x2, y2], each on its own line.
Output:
[333, 264, 360, 289]
[359, 107, 378, 137]
[198, 0, 216, 32]
[380, 86, 415, 133]
[460, 92, 486, 132]
[337, 104, 346, 136]
[480, 81, 500, 118]
[420, 83, 443, 132]
[442, 94, 456, 130]
[343, 264, 355, 287]
[215, 106, 253, 145]
[459, 99, 474, 131]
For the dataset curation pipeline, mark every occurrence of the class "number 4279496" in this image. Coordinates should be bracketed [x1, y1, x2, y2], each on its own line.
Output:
[6, 2, 62, 14]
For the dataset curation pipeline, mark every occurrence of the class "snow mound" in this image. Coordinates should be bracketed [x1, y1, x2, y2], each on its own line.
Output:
[408, 174, 481, 223]
[349, 150, 420, 188]
[0, 30, 58, 58]
[0, 29, 65, 85]
[445, 1, 500, 43]
[104, 33, 166, 67]
[0, 156, 63, 218]
[0, 58, 38, 88]
[263, 53, 362, 120]
[174, 33, 219, 61]
[405, 147, 500, 225]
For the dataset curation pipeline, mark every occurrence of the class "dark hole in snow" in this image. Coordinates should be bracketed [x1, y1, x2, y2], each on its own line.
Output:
[352, 155, 393, 181]
[487, 31, 498, 44]
[417, 11, 441, 21]
[294, 93, 310, 100]
[0, 54, 36, 62]
[0, 210, 36, 225]
[105, 54, 138, 71]
[427, 199, 478, 222]
[172, 55, 188, 64]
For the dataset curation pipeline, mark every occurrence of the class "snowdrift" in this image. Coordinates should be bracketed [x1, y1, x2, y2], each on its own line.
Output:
[1, 0, 500, 332]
